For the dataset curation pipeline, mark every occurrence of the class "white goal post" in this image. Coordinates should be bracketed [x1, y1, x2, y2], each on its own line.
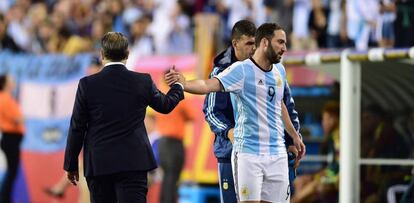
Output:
[283, 47, 414, 203]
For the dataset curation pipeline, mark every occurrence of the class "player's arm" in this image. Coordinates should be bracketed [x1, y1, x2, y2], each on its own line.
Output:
[282, 103, 306, 160]
[165, 71, 223, 95]
[166, 63, 244, 96]
[184, 78, 223, 95]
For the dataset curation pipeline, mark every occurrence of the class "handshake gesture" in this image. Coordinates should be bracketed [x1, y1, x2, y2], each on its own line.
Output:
[165, 66, 186, 87]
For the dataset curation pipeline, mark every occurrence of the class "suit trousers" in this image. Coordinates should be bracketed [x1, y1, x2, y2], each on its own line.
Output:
[86, 171, 148, 203]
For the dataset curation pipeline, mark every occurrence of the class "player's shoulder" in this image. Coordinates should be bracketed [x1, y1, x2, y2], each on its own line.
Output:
[274, 63, 286, 76]
[274, 63, 286, 71]
[229, 59, 253, 69]
[221, 60, 246, 74]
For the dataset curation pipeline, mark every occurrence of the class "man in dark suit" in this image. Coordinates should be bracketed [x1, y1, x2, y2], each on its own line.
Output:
[64, 32, 184, 203]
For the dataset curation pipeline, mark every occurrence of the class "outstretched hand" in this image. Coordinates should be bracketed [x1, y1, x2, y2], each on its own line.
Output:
[164, 65, 185, 87]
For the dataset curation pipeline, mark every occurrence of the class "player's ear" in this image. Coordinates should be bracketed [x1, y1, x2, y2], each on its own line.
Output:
[261, 38, 268, 48]
[232, 39, 238, 49]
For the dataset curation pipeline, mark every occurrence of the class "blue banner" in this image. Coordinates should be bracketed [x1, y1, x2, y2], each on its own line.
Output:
[0, 51, 92, 84]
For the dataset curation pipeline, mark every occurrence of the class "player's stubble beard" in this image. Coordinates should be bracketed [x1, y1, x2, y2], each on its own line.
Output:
[265, 39, 281, 64]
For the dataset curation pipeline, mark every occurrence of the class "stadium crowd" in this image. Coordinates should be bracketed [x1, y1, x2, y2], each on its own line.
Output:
[0, 0, 414, 57]
[1, 0, 414, 203]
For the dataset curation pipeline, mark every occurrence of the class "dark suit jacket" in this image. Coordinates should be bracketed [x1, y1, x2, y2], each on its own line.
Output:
[64, 64, 184, 177]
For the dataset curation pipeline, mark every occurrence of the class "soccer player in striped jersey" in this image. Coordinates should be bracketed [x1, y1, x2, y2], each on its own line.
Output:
[203, 20, 302, 203]
[166, 23, 305, 203]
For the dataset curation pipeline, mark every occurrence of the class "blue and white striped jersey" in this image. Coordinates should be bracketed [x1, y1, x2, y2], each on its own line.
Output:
[215, 58, 288, 155]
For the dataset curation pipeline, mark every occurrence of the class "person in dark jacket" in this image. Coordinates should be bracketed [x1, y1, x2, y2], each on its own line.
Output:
[202, 20, 302, 203]
[64, 32, 184, 203]
[0, 14, 24, 52]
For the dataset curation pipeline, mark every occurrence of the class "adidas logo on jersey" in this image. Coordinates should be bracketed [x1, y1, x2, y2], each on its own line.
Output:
[258, 79, 264, 85]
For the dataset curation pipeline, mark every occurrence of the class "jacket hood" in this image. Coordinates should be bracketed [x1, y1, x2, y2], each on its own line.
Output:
[213, 46, 237, 70]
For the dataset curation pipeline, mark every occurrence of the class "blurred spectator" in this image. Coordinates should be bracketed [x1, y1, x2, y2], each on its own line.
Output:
[0, 0, 11, 14]
[0, 13, 23, 52]
[89, 18, 107, 51]
[346, 0, 380, 50]
[291, 0, 318, 51]
[309, 0, 328, 48]
[378, 0, 397, 48]
[148, 0, 177, 54]
[126, 13, 155, 69]
[6, 4, 31, 51]
[0, 74, 25, 203]
[31, 19, 55, 54]
[66, 0, 93, 36]
[50, 10, 66, 32]
[223, 0, 265, 32]
[264, 0, 279, 22]
[107, 0, 128, 34]
[166, 1, 193, 54]
[0, 0, 412, 54]
[47, 26, 91, 55]
[156, 78, 196, 203]
[394, 0, 414, 47]
[27, 3, 47, 35]
[267, 0, 294, 34]
[326, 0, 350, 48]
[292, 101, 339, 203]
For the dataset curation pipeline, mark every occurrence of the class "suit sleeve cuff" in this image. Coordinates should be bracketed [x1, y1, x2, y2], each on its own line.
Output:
[173, 82, 184, 90]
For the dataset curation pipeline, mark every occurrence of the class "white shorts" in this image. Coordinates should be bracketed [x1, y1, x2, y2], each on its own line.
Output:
[231, 152, 290, 202]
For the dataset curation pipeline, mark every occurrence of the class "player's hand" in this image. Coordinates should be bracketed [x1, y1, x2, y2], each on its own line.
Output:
[293, 136, 306, 161]
[165, 66, 186, 87]
[288, 145, 301, 168]
[67, 170, 79, 186]
[227, 128, 234, 144]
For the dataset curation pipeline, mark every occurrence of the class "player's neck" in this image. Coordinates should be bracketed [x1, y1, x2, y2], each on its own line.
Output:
[252, 52, 271, 71]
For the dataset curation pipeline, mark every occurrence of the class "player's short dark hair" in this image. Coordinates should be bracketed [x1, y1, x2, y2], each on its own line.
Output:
[0, 74, 7, 91]
[101, 32, 129, 61]
[255, 23, 283, 47]
[231, 20, 256, 40]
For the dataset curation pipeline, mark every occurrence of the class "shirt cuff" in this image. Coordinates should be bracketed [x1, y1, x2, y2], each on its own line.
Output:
[173, 82, 184, 90]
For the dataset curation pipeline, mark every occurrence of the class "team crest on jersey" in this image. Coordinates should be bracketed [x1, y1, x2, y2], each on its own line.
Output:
[241, 186, 249, 198]
[277, 76, 282, 87]
[223, 181, 229, 190]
